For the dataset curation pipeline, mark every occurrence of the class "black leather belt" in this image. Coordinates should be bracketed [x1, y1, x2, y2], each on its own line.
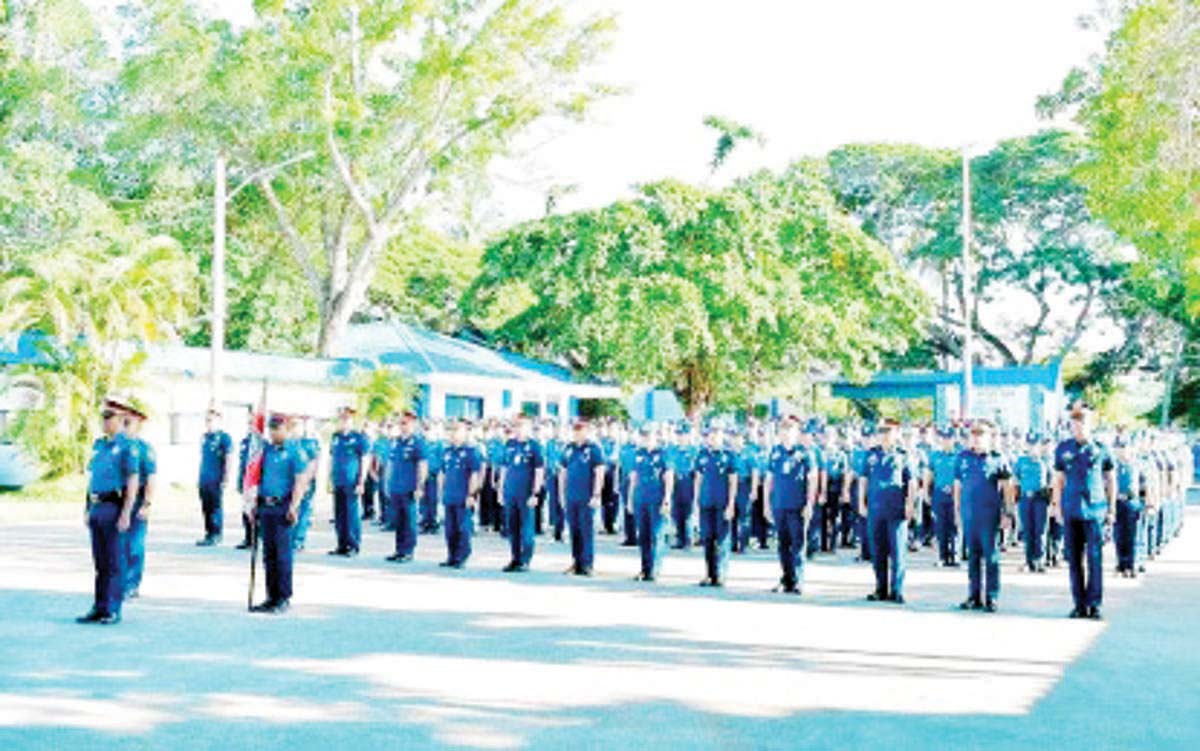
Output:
[88, 491, 121, 505]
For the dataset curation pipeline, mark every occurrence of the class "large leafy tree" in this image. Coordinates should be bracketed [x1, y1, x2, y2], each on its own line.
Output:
[826, 131, 1130, 369]
[119, 0, 615, 355]
[463, 167, 927, 415]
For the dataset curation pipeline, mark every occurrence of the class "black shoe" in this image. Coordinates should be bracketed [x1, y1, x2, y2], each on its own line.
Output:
[1087, 606, 1103, 621]
[195, 537, 218, 547]
[97, 612, 121, 625]
[633, 573, 648, 581]
[502, 562, 521, 573]
[76, 610, 103, 624]
[251, 600, 277, 613]
[1069, 607, 1086, 619]
[620, 540, 638, 547]
[345, 548, 359, 557]
[669, 543, 686, 550]
[983, 600, 998, 613]
[235, 541, 251, 550]
[271, 599, 290, 614]
[698, 578, 713, 587]
[892, 595, 906, 605]
[575, 568, 593, 577]
[867, 592, 887, 602]
[328, 548, 347, 556]
[711, 578, 725, 588]
[960, 598, 983, 611]
[385, 554, 412, 563]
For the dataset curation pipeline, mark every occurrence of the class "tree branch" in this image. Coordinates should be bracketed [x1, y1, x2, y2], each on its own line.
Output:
[325, 73, 381, 238]
[256, 176, 325, 306]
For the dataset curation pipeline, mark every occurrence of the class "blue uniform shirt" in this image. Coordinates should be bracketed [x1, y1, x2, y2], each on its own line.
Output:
[501, 438, 544, 500]
[1014, 453, 1048, 495]
[328, 431, 368, 489]
[386, 434, 426, 496]
[560, 440, 603, 504]
[824, 447, 848, 480]
[670, 443, 698, 485]
[864, 446, 912, 519]
[695, 446, 735, 508]
[633, 447, 670, 506]
[956, 450, 1010, 518]
[88, 433, 139, 495]
[134, 438, 156, 504]
[1115, 459, 1141, 509]
[199, 430, 232, 488]
[424, 438, 444, 474]
[258, 440, 310, 499]
[441, 443, 482, 506]
[237, 434, 252, 493]
[1054, 438, 1114, 522]
[928, 450, 958, 495]
[768, 444, 815, 511]
[850, 447, 869, 478]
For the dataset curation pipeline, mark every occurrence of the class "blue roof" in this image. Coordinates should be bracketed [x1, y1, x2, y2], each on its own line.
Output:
[830, 362, 1062, 400]
[0, 333, 56, 366]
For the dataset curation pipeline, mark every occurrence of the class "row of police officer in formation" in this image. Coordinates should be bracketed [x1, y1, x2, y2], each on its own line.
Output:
[79, 396, 1194, 622]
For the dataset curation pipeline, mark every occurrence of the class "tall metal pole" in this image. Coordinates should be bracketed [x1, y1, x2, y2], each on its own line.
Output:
[960, 146, 973, 421]
[211, 154, 227, 408]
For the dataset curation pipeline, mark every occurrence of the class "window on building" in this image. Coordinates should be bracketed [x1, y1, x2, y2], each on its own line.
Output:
[502, 390, 512, 410]
[546, 402, 559, 417]
[520, 401, 540, 417]
[445, 395, 484, 420]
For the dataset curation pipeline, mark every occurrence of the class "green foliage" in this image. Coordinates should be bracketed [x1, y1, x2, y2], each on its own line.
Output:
[464, 168, 928, 414]
[703, 115, 764, 173]
[369, 223, 482, 333]
[351, 367, 416, 422]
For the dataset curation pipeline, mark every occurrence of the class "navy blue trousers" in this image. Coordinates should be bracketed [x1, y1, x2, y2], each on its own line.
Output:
[1019, 495, 1048, 568]
[698, 505, 731, 582]
[392, 492, 418, 556]
[505, 496, 536, 566]
[332, 486, 362, 552]
[443, 503, 473, 565]
[774, 507, 806, 589]
[88, 501, 126, 616]
[258, 504, 294, 603]
[635, 500, 665, 577]
[1065, 517, 1104, 610]
[199, 483, 222, 538]
[965, 506, 1001, 602]
[869, 514, 906, 598]
[566, 500, 595, 570]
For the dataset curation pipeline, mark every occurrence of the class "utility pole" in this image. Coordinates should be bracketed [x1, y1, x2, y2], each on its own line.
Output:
[960, 146, 974, 421]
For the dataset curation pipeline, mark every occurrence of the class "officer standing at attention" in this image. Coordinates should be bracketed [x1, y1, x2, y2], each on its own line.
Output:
[1052, 402, 1116, 620]
[438, 419, 482, 568]
[385, 412, 427, 563]
[821, 431, 849, 554]
[244, 414, 314, 614]
[863, 418, 915, 604]
[629, 424, 674, 581]
[765, 417, 817, 595]
[361, 420, 380, 523]
[1014, 432, 1052, 572]
[121, 400, 155, 601]
[693, 426, 737, 587]
[197, 407, 232, 546]
[731, 428, 759, 554]
[235, 410, 255, 550]
[295, 416, 320, 552]
[955, 421, 1012, 612]
[499, 415, 544, 572]
[1113, 437, 1144, 578]
[669, 424, 698, 549]
[559, 420, 606, 576]
[420, 420, 445, 534]
[324, 406, 367, 557]
[927, 428, 960, 567]
[618, 429, 640, 547]
[78, 398, 141, 625]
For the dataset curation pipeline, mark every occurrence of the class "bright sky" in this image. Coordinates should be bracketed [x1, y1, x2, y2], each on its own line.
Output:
[494, 0, 1104, 221]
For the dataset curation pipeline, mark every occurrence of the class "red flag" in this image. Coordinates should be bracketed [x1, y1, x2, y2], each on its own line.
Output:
[242, 379, 268, 492]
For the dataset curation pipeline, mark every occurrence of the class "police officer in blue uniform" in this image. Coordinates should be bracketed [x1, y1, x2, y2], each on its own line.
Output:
[235, 410, 255, 550]
[630, 424, 673, 581]
[420, 420, 444, 534]
[731, 429, 759, 554]
[327, 407, 367, 556]
[385, 412, 427, 563]
[122, 400, 155, 601]
[1113, 437, 1144, 578]
[245, 414, 314, 614]
[618, 429, 639, 547]
[821, 430, 849, 554]
[558, 420, 605, 576]
[955, 421, 1012, 612]
[927, 427, 960, 567]
[694, 426, 737, 586]
[499, 415, 544, 571]
[77, 398, 141, 625]
[545, 421, 567, 542]
[295, 417, 320, 552]
[669, 424, 698, 549]
[196, 408, 232, 546]
[438, 419, 482, 568]
[1052, 402, 1116, 620]
[765, 418, 817, 595]
[863, 418, 915, 604]
[852, 425, 875, 561]
[1014, 432, 1051, 572]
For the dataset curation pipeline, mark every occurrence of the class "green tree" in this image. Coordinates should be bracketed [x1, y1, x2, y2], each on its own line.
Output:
[120, 0, 616, 355]
[351, 366, 416, 422]
[463, 168, 927, 415]
[368, 223, 482, 333]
